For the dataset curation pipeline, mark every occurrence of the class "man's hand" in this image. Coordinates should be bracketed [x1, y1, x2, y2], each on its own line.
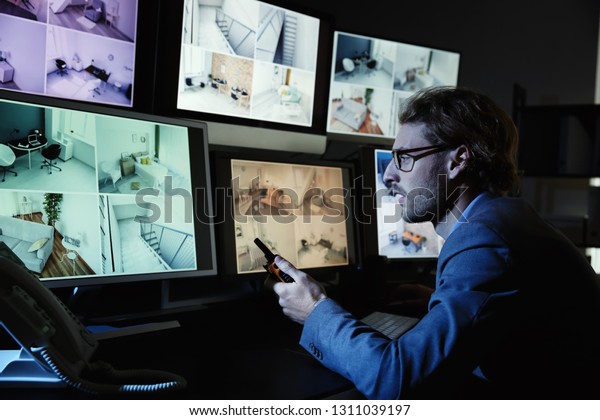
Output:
[267, 256, 327, 324]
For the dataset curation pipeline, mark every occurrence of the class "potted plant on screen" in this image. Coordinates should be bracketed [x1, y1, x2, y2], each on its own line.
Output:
[364, 88, 373, 106]
[42, 193, 63, 227]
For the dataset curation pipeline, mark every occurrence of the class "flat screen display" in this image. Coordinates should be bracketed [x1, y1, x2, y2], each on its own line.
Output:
[372, 149, 443, 259]
[0, 91, 216, 288]
[230, 158, 349, 273]
[0, 0, 139, 107]
[176, 0, 321, 129]
[327, 31, 460, 141]
[210, 150, 358, 278]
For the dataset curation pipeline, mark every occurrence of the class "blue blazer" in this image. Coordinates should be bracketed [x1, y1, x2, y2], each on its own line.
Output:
[300, 194, 600, 399]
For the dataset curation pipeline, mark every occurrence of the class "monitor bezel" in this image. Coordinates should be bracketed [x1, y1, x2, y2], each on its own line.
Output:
[210, 147, 361, 283]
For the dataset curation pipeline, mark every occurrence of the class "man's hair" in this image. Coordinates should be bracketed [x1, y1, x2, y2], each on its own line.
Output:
[399, 86, 520, 196]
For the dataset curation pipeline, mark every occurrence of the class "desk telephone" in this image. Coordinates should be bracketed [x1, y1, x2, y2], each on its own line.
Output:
[0, 255, 187, 394]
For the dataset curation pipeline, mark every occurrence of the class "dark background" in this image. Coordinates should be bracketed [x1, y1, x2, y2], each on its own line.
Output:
[280, 0, 599, 113]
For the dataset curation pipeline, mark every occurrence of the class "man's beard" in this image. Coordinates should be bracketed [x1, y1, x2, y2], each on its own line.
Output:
[402, 186, 438, 223]
[402, 164, 448, 224]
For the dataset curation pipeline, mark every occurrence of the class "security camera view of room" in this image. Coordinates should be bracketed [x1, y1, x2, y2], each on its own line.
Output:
[0, 97, 197, 281]
[328, 31, 460, 139]
[99, 194, 197, 277]
[231, 159, 349, 273]
[95, 114, 192, 195]
[0, 99, 97, 194]
[374, 149, 443, 258]
[0, 0, 138, 107]
[177, 0, 319, 127]
[328, 84, 394, 137]
[0, 190, 100, 278]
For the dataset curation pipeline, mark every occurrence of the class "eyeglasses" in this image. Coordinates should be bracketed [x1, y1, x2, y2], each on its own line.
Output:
[391, 144, 452, 172]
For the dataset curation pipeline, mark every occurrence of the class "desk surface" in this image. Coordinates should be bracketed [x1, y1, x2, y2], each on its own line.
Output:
[0, 296, 358, 400]
[8, 136, 47, 150]
[85, 65, 110, 82]
[8, 137, 48, 158]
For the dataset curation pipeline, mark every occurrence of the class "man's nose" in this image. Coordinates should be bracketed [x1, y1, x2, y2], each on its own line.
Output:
[382, 159, 399, 187]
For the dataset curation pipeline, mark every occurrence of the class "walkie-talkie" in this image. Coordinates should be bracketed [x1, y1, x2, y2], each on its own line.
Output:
[254, 238, 295, 283]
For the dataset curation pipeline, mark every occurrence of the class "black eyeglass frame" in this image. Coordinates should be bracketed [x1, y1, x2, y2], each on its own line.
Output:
[391, 144, 452, 172]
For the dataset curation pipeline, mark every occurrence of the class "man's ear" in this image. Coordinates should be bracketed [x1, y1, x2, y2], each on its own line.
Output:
[447, 145, 471, 180]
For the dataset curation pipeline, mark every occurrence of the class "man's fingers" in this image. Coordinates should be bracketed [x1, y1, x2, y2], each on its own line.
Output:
[274, 255, 302, 282]
[274, 255, 295, 270]
[272, 280, 286, 296]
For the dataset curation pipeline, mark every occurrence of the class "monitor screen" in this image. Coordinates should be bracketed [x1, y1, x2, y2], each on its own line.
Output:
[153, 0, 333, 135]
[211, 150, 358, 278]
[327, 31, 460, 142]
[361, 147, 443, 260]
[0, 90, 217, 289]
[0, 0, 147, 109]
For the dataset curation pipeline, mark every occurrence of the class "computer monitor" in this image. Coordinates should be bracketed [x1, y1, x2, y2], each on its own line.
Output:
[0, 90, 217, 296]
[327, 31, 460, 144]
[359, 146, 443, 261]
[211, 149, 358, 280]
[153, 0, 334, 136]
[0, 0, 156, 110]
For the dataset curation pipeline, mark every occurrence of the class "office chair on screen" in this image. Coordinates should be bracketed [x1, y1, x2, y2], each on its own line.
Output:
[0, 144, 17, 182]
[342, 58, 355, 79]
[55, 59, 68, 77]
[366, 59, 377, 76]
[40, 144, 62, 174]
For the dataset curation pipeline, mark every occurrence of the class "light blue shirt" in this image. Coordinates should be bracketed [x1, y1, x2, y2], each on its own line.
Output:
[448, 192, 488, 237]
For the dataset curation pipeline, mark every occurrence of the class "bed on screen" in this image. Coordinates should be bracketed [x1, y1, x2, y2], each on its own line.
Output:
[132, 153, 168, 189]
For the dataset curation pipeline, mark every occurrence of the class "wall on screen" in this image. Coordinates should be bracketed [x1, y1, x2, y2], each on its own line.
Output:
[95, 116, 155, 166]
[59, 193, 102, 274]
[429, 51, 460, 86]
[222, 0, 259, 31]
[211, 53, 254, 96]
[286, 10, 319, 72]
[0, 16, 46, 94]
[112, 0, 138, 42]
[0, 101, 44, 140]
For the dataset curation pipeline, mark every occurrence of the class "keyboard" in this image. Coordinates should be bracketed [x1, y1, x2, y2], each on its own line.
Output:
[360, 311, 420, 340]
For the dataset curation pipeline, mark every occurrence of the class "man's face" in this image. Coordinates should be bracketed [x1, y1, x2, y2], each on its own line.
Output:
[383, 123, 448, 224]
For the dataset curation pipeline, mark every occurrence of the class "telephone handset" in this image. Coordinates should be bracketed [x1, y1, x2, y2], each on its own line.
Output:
[0, 255, 187, 394]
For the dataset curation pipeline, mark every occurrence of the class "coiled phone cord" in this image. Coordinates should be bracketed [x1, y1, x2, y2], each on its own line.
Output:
[35, 346, 187, 395]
